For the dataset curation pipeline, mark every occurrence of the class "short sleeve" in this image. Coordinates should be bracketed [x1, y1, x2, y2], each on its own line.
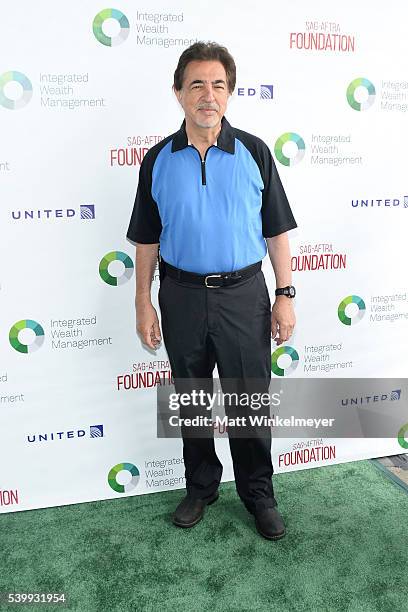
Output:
[260, 144, 297, 238]
[126, 153, 162, 244]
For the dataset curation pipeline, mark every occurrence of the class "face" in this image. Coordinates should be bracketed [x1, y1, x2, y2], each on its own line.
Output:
[175, 60, 230, 130]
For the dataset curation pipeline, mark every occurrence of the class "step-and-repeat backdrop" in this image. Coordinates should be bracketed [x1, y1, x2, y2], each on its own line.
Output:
[1, 1, 407, 513]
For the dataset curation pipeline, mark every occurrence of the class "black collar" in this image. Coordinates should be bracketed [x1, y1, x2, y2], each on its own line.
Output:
[171, 116, 235, 154]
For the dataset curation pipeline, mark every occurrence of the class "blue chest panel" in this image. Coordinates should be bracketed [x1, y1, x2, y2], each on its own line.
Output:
[151, 139, 267, 273]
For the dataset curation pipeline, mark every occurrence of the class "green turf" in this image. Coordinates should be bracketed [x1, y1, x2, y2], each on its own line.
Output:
[1, 460, 407, 612]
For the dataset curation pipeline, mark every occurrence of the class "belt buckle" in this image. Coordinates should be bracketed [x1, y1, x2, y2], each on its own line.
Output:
[205, 274, 222, 288]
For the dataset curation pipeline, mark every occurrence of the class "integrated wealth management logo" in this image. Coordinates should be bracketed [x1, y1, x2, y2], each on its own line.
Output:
[0, 71, 33, 110]
[108, 463, 140, 493]
[346, 78, 376, 111]
[274, 132, 305, 167]
[9, 320, 45, 354]
[338, 295, 366, 325]
[99, 251, 134, 286]
[398, 423, 408, 449]
[271, 346, 299, 377]
[93, 8, 130, 46]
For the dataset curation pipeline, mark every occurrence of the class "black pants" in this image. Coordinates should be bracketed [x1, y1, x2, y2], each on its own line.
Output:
[158, 269, 277, 513]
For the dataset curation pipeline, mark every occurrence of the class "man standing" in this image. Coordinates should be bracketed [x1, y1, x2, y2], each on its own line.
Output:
[127, 42, 297, 540]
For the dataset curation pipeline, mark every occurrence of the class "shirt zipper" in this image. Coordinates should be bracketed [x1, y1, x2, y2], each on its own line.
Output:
[201, 160, 206, 186]
[189, 145, 213, 186]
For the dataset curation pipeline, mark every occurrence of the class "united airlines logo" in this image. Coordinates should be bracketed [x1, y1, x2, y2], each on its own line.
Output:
[351, 196, 408, 209]
[341, 389, 401, 406]
[260, 85, 273, 99]
[80, 204, 95, 219]
[90, 424, 104, 437]
[237, 84, 274, 99]
[27, 424, 104, 443]
[11, 204, 96, 221]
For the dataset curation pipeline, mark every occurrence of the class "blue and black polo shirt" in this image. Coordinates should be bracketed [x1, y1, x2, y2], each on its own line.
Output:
[127, 116, 297, 274]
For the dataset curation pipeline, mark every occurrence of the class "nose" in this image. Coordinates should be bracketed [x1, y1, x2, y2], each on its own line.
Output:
[201, 82, 216, 101]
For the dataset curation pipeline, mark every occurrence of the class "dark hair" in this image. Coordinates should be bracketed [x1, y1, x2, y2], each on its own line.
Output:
[173, 41, 236, 93]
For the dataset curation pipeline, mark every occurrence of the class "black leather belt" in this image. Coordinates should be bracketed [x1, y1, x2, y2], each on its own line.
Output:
[161, 259, 262, 288]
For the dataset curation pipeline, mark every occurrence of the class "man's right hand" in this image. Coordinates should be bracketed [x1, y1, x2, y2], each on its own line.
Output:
[136, 301, 162, 350]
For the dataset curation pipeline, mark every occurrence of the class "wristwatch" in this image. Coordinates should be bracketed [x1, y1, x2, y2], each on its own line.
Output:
[275, 285, 296, 298]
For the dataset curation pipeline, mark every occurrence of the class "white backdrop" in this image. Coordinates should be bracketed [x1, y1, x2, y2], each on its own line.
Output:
[1, 0, 407, 513]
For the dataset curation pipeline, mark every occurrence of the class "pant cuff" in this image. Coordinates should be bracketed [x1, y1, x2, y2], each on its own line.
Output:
[246, 497, 277, 513]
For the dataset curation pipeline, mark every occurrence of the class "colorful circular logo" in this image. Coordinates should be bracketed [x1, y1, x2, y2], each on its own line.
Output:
[93, 9, 130, 46]
[108, 463, 140, 493]
[0, 71, 33, 110]
[274, 132, 305, 167]
[338, 295, 366, 326]
[99, 251, 134, 286]
[346, 78, 376, 111]
[9, 320, 45, 353]
[398, 423, 408, 450]
[271, 346, 299, 377]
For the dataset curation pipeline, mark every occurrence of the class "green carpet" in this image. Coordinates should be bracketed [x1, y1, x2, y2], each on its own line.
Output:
[1, 460, 407, 612]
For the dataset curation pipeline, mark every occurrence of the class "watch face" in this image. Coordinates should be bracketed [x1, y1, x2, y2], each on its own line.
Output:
[289, 286, 296, 297]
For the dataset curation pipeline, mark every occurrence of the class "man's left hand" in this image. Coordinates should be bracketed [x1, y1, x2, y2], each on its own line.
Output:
[271, 297, 296, 345]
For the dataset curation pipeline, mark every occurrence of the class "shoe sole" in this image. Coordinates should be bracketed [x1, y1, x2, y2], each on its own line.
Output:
[255, 521, 286, 541]
[172, 493, 219, 528]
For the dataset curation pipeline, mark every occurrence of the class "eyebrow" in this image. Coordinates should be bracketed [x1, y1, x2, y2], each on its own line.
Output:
[189, 79, 226, 86]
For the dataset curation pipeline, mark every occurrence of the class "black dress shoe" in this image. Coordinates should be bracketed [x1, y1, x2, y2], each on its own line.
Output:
[254, 507, 286, 540]
[172, 492, 219, 528]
